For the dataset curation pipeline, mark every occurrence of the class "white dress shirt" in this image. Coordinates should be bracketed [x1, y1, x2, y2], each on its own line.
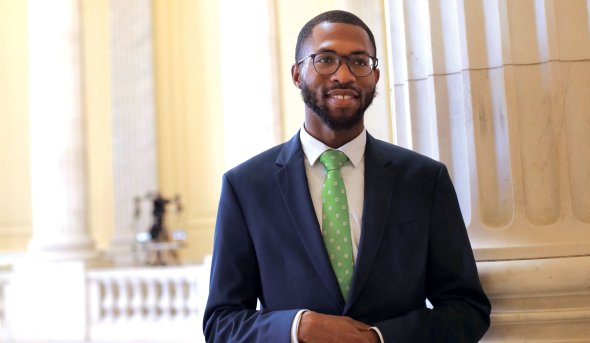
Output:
[300, 125, 366, 260]
[290, 126, 384, 343]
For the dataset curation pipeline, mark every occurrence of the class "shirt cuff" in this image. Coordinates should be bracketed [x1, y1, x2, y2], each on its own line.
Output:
[290, 309, 308, 343]
[370, 326, 385, 343]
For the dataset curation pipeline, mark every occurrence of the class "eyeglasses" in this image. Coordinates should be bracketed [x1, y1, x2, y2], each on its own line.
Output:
[297, 52, 378, 77]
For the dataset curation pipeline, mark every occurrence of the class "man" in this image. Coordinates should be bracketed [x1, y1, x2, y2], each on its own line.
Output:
[204, 10, 491, 342]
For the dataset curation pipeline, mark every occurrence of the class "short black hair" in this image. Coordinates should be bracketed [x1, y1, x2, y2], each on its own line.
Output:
[295, 10, 377, 62]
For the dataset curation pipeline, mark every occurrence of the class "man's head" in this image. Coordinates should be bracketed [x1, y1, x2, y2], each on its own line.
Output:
[292, 10, 379, 137]
[295, 10, 377, 62]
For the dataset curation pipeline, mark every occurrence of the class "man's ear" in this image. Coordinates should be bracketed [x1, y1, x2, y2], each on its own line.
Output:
[291, 63, 301, 89]
[373, 67, 381, 84]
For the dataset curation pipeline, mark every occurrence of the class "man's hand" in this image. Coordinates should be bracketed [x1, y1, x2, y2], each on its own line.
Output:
[297, 311, 379, 343]
[361, 328, 380, 343]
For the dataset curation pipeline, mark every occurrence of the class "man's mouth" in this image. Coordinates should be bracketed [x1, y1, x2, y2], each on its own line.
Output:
[327, 89, 359, 97]
[326, 89, 359, 106]
[331, 94, 354, 100]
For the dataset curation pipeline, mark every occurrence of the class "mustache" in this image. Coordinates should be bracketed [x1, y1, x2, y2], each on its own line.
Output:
[324, 82, 362, 95]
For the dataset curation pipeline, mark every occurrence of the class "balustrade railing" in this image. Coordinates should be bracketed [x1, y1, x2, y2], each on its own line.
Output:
[0, 257, 212, 342]
[86, 258, 210, 342]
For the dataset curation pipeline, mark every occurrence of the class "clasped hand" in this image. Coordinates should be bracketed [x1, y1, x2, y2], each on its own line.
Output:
[298, 311, 379, 343]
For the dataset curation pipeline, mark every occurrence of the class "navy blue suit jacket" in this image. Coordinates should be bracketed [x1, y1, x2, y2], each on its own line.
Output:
[204, 132, 490, 342]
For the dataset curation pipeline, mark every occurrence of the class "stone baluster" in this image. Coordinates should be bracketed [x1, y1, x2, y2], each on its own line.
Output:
[129, 277, 143, 321]
[87, 276, 102, 324]
[116, 278, 130, 321]
[170, 278, 182, 319]
[103, 278, 116, 322]
[185, 277, 194, 318]
[144, 278, 158, 321]
[160, 278, 172, 320]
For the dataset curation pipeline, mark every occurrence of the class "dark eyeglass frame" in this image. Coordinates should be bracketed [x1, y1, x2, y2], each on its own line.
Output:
[297, 52, 379, 77]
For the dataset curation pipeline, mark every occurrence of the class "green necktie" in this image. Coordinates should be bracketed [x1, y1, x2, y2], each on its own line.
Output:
[319, 149, 354, 300]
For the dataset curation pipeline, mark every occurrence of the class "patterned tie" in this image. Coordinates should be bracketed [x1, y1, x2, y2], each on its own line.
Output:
[319, 149, 354, 300]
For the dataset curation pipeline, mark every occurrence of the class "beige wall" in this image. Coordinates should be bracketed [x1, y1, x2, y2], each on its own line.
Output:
[0, 0, 356, 262]
[152, 0, 224, 262]
[81, 0, 114, 251]
[0, 0, 31, 252]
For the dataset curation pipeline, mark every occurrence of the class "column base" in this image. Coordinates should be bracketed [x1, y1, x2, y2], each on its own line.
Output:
[478, 255, 590, 341]
[28, 236, 98, 262]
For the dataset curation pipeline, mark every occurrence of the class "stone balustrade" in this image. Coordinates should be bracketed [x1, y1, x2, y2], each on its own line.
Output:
[0, 256, 211, 342]
[87, 260, 210, 342]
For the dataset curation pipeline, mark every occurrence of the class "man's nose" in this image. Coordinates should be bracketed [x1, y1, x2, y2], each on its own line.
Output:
[330, 60, 356, 84]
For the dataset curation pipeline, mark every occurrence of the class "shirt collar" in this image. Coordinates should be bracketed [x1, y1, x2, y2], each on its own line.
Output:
[299, 124, 366, 168]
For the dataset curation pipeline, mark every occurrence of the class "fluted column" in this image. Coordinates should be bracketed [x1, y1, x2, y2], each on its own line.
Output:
[7, 0, 95, 340]
[107, 0, 158, 264]
[385, 0, 590, 340]
[27, 0, 96, 260]
[452, 0, 590, 258]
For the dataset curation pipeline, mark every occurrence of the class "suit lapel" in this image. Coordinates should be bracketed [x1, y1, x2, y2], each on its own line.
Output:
[345, 134, 396, 312]
[274, 133, 345, 308]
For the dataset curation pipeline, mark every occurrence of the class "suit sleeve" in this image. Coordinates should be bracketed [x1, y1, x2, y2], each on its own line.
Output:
[374, 164, 491, 342]
[203, 174, 298, 343]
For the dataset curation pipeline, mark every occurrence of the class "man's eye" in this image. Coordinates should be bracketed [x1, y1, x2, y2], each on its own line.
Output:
[351, 57, 369, 66]
[316, 55, 336, 64]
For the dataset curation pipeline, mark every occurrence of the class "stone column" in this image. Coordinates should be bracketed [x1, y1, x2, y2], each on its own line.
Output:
[8, 1, 95, 340]
[385, 0, 590, 340]
[107, 0, 158, 265]
[27, 0, 96, 260]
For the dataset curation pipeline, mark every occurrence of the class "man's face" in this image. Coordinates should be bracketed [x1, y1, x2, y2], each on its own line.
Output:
[293, 22, 380, 132]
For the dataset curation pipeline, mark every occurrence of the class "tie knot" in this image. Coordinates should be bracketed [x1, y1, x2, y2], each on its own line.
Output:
[319, 150, 349, 171]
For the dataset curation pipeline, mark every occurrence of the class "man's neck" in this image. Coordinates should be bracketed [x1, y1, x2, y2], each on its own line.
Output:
[303, 118, 364, 148]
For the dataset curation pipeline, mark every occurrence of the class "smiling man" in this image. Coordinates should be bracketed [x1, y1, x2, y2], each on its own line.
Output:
[204, 10, 491, 342]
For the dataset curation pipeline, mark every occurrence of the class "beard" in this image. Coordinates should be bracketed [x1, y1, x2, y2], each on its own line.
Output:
[300, 81, 376, 131]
